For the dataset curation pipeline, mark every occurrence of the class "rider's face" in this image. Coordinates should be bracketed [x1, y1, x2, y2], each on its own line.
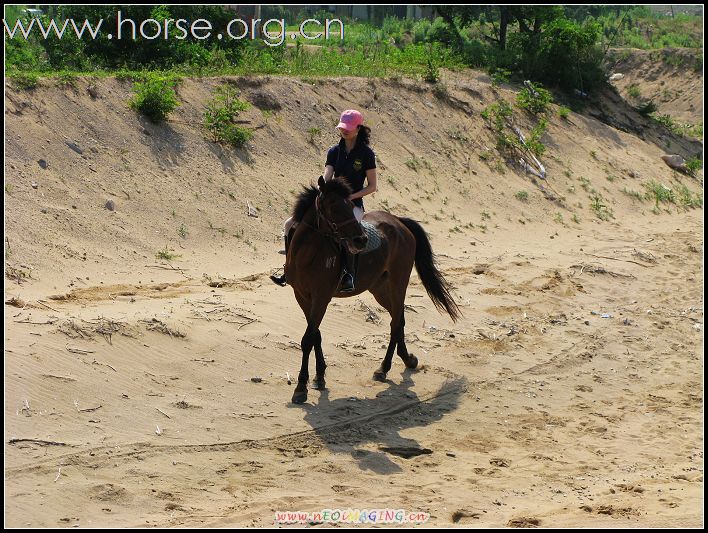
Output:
[338, 126, 359, 142]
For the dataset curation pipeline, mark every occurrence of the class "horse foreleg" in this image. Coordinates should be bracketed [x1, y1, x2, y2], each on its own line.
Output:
[293, 297, 330, 404]
[312, 329, 327, 390]
[293, 325, 316, 404]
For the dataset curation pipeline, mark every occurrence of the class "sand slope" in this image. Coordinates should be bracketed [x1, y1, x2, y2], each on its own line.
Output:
[607, 47, 703, 124]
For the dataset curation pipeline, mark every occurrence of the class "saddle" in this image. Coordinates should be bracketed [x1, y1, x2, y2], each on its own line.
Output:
[358, 220, 382, 254]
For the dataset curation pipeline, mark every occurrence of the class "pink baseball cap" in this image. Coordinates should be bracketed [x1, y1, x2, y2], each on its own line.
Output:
[337, 109, 363, 132]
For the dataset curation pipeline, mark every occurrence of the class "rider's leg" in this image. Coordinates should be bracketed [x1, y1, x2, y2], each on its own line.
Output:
[339, 246, 355, 292]
[270, 218, 296, 287]
[339, 206, 364, 293]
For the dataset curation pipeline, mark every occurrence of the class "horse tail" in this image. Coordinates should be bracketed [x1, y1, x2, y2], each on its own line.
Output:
[399, 217, 462, 322]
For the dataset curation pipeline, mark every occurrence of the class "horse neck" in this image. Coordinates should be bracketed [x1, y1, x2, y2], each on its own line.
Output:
[290, 205, 338, 269]
[296, 203, 336, 248]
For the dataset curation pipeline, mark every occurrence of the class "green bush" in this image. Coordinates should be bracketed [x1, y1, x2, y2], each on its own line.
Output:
[5, 30, 48, 72]
[490, 68, 511, 87]
[426, 17, 458, 45]
[651, 113, 682, 134]
[526, 118, 548, 156]
[590, 194, 613, 220]
[204, 85, 253, 147]
[676, 183, 703, 208]
[307, 127, 321, 143]
[481, 100, 515, 151]
[57, 71, 78, 87]
[485, 46, 518, 74]
[686, 157, 703, 177]
[516, 82, 553, 115]
[262, 5, 289, 21]
[412, 19, 432, 43]
[558, 106, 570, 119]
[156, 247, 181, 260]
[637, 100, 658, 116]
[461, 39, 487, 68]
[423, 43, 442, 83]
[680, 122, 702, 139]
[693, 54, 703, 72]
[644, 180, 675, 208]
[222, 126, 254, 147]
[129, 75, 180, 122]
[10, 72, 39, 90]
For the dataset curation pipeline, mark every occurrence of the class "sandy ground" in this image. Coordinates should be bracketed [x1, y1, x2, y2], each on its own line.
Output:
[4, 65, 704, 527]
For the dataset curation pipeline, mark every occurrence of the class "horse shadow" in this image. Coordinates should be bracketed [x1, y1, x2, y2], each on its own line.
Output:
[291, 370, 468, 474]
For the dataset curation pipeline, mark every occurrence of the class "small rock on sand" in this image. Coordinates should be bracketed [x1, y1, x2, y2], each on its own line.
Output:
[661, 154, 687, 171]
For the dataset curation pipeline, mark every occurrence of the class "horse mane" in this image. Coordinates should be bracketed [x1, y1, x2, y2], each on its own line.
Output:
[292, 177, 352, 222]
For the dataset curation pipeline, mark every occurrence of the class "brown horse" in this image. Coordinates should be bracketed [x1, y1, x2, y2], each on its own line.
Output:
[285, 176, 461, 404]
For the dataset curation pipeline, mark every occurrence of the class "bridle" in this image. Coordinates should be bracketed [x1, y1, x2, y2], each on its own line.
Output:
[315, 193, 363, 245]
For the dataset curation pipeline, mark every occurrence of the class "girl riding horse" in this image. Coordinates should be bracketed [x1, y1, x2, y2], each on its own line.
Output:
[271, 109, 377, 292]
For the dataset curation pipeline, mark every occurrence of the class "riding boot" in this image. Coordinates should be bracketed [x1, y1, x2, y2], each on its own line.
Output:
[270, 230, 293, 287]
[339, 247, 356, 293]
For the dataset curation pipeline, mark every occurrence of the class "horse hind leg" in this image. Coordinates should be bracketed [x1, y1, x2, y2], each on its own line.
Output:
[396, 314, 418, 369]
[374, 315, 417, 381]
[373, 325, 398, 382]
[373, 301, 408, 381]
[371, 283, 399, 381]
[373, 274, 418, 380]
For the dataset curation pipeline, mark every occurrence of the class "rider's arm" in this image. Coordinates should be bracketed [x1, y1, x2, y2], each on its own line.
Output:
[324, 165, 335, 181]
[350, 168, 377, 201]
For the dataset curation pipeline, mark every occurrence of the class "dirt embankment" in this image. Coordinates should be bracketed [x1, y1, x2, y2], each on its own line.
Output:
[4, 70, 703, 527]
[606, 47, 703, 125]
[4, 70, 702, 291]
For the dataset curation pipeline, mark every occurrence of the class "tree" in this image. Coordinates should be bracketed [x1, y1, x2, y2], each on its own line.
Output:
[490, 6, 563, 50]
[435, 6, 488, 48]
[435, 6, 563, 51]
[56, 5, 248, 69]
[534, 18, 605, 91]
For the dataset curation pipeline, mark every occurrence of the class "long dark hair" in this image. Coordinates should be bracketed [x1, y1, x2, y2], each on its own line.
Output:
[357, 125, 371, 146]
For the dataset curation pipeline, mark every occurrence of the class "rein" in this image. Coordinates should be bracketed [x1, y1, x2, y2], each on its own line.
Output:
[314, 194, 361, 245]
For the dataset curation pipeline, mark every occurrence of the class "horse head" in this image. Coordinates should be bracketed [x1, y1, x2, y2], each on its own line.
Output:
[316, 176, 367, 254]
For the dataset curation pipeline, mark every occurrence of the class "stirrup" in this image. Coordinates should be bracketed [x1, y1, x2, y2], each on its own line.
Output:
[270, 273, 287, 287]
[340, 271, 355, 293]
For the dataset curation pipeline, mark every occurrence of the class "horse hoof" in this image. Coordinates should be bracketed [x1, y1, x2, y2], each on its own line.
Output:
[312, 378, 326, 390]
[291, 391, 308, 404]
[373, 370, 387, 382]
[405, 355, 419, 369]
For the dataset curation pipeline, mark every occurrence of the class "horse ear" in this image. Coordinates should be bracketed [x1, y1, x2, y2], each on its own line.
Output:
[317, 175, 326, 189]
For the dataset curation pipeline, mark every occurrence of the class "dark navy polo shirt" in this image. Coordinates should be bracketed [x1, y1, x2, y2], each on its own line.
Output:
[325, 139, 376, 208]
